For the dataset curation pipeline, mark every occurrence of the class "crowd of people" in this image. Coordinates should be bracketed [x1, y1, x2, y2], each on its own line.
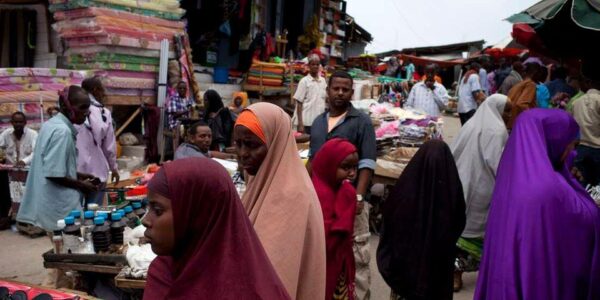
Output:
[0, 52, 599, 300]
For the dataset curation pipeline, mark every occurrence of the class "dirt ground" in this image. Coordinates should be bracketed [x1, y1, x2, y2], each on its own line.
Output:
[0, 115, 477, 300]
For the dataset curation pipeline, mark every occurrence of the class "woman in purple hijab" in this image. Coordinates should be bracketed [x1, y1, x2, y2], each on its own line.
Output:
[474, 109, 600, 300]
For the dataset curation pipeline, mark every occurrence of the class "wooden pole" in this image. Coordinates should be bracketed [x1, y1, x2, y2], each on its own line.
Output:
[115, 107, 142, 137]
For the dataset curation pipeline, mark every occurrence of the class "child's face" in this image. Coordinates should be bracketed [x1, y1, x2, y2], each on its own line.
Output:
[336, 152, 359, 183]
[234, 97, 243, 107]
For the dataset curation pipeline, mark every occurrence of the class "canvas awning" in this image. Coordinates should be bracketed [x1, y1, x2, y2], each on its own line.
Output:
[507, 0, 600, 59]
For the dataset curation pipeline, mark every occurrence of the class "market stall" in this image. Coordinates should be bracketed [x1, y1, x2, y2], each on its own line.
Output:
[351, 99, 444, 185]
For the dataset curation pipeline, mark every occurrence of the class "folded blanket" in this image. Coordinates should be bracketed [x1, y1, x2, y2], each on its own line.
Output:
[248, 71, 284, 79]
[247, 77, 283, 87]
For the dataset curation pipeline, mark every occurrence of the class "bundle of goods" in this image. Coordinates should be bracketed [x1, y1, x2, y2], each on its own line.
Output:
[367, 103, 443, 150]
[0, 68, 90, 130]
[49, 1, 197, 105]
[247, 62, 287, 87]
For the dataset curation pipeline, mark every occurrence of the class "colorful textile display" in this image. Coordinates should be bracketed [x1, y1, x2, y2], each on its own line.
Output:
[0, 68, 90, 130]
[247, 62, 286, 87]
[49, 0, 194, 106]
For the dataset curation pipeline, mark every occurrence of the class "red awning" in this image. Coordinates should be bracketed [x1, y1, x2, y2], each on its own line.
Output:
[398, 54, 465, 68]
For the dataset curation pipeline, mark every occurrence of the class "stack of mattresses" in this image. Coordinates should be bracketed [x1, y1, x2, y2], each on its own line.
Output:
[49, 1, 188, 105]
[0, 68, 89, 130]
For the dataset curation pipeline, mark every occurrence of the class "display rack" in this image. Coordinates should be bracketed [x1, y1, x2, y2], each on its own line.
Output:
[319, 0, 347, 66]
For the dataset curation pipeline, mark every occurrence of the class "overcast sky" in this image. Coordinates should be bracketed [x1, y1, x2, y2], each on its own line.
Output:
[345, 0, 539, 53]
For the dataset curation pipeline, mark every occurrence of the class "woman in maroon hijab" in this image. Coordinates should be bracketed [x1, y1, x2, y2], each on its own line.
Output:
[142, 158, 290, 299]
[311, 138, 359, 300]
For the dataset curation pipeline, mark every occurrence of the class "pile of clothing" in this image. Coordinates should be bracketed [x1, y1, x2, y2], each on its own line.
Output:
[247, 62, 286, 87]
[0, 68, 89, 129]
[49, 1, 192, 105]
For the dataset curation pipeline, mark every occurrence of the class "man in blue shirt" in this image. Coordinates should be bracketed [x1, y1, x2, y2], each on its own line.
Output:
[309, 71, 377, 300]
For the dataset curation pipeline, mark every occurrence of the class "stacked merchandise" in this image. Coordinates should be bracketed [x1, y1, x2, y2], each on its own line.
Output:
[49, 1, 193, 105]
[0, 68, 89, 130]
[367, 103, 443, 150]
[247, 62, 286, 87]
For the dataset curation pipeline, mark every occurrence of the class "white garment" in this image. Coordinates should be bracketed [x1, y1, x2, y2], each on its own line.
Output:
[458, 74, 482, 113]
[292, 75, 327, 127]
[479, 68, 489, 95]
[0, 127, 37, 165]
[405, 82, 449, 117]
[450, 94, 509, 238]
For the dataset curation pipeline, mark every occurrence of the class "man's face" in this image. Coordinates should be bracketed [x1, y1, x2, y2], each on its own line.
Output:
[93, 85, 106, 103]
[11, 115, 26, 133]
[308, 60, 320, 76]
[327, 77, 354, 110]
[69, 93, 91, 125]
[191, 126, 212, 153]
[425, 76, 435, 89]
[177, 83, 187, 98]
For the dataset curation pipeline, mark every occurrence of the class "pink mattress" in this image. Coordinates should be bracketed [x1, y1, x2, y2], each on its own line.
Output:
[53, 16, 183, 41]
[53, 7, 185, 29]
[65, 45, 174, 58]
[0, 68, 89, 78]
[103, 77, 156, 89]
[65, 35, 164, 50]
[105, 88, 156, 96]
[101, 70, 157, 79]
[0, 83, 67, 92]
[0, 91, 60, 104]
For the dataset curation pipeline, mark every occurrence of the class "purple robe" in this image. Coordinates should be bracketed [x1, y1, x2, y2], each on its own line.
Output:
[475, 109, 600, 300]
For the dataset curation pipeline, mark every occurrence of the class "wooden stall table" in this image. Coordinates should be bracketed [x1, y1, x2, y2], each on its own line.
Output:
[42, 250, 127, 275]
[115, 269, 146, 290]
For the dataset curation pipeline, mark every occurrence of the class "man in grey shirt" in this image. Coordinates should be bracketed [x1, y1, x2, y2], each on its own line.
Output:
[498, 62, 525, 95]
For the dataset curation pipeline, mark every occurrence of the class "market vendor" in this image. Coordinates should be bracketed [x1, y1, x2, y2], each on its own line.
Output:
[16, 85, 99, 287]
[292, 54, 327, 134]
[174, 121, 236, 160]
[308, 70, 377, 300]
[0, 111, 38, 230]
[167, 81, 195, 152]
[405, 72, 449, 117]
[77, 76, 119, 206]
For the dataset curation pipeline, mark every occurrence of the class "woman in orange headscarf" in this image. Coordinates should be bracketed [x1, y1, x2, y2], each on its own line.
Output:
[233, 102, 326, 300]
